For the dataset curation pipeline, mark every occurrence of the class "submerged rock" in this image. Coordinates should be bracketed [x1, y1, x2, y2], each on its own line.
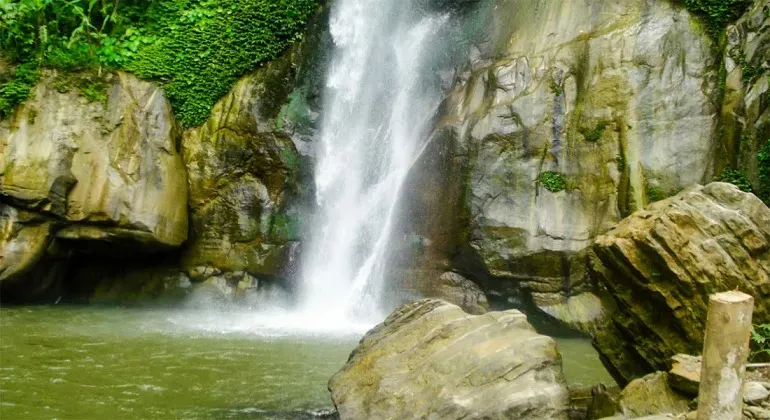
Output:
[591, 182, 770, 383]
[328, 299, 569, 420]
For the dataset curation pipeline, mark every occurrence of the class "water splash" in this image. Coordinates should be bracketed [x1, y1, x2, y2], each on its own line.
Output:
[298, 0, 450, 324]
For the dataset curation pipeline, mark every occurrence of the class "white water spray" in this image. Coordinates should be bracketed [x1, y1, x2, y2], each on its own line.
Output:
[298, 0, 449, 325]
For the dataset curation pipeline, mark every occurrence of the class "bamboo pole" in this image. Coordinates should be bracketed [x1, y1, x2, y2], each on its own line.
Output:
[697, 291, 754, 420]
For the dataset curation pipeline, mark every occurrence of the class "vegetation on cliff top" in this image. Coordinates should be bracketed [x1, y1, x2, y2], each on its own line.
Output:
[0, 0, 317, 126]
[680, 0, 751, 41]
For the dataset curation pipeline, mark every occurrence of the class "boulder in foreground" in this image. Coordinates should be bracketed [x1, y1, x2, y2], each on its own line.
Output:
[328, 299, 569, 420]
[591, 183, 770, 383]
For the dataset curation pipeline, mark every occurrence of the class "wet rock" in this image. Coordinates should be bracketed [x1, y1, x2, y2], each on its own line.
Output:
[591, 183, 770, 383]
[329, 299, 569, 419]
[618, 372, 690, 418]
[181, 57, 306, 280]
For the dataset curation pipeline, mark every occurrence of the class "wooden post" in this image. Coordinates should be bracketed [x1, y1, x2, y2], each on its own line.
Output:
[697, 291, 754, 420]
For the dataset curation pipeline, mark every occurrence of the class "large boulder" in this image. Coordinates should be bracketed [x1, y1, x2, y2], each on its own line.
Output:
[406, 0, 719, 328]
[329, 299, 569, 420]
[591, 182, 770, 383]
[0, 71, 187, 300]
[0, 71, 188, 248]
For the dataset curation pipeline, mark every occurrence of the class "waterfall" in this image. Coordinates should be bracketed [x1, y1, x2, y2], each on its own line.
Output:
[298, 0, 450, 324]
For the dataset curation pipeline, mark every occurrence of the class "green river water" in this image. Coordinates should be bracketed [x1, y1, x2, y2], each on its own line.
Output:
[0, 306, 614, 419]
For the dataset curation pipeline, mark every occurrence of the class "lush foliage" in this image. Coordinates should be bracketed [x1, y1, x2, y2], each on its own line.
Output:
[0, 0, 317, 126]
[0, 62, 38, 118]
[681, 0, 751, 41]
[716, 168, 753, 192]
[539, 171, 566, 193]
[751, 323, 770, 361]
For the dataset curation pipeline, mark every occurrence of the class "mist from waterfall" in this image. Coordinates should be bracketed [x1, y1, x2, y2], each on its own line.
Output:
[297, 0, 452, 325]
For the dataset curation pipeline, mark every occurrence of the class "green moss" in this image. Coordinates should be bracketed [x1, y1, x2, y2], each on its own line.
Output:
[645, 182, 667, 203]
[580, 121, 609, 143]
[549, 80, 563, 96]
[539, 171, 567, 193]
[616, 154, 626, 172]
[52, 71, 110, 105]
[716, 168, 753, 192]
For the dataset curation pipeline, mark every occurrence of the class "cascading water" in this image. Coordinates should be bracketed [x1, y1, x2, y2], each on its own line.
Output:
[298, 0, 451, 325]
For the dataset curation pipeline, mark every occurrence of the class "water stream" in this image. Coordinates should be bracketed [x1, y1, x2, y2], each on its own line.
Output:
[299, 0, 450, 323]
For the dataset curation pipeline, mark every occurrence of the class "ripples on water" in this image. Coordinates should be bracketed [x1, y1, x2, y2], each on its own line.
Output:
[0, 306, 613, 419]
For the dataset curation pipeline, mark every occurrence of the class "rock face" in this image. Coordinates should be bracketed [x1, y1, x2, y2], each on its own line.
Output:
[0, 71, 188, 299]
[329, 299, 569, 420]
[591, 182, 770, 383]
[0, 71, 188, 247]
[722, 0, 770, 203]
[181, 54, 306, 282]
[406, 0, 720, 327]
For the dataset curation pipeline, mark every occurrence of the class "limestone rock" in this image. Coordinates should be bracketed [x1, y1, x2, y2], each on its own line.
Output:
[181, 56, 305, 279]
[328, 299, 569, 420]
[722, 0, 770, 202]
[0, 71, 188, 248]
[415, 0, 719, 320]
[591, 183, 770, 383]
[746, 382, 770, 404]
[668, 355, 701, 397]
[618, 372, 690, 418]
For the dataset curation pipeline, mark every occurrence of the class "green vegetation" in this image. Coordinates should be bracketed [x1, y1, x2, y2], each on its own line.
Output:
[751, 323, 770, 361]
[758, 139, 770, 203]
[645, 182, 667, 203]
[580, 121, 608, 143]
[681, 0, 751, 41]
[616, 153, 626, 172]
[539, 171, 566, 193]
[0, 62, 39, 117]
[716, 168, 753, 192]
[0, 0, 317, 126]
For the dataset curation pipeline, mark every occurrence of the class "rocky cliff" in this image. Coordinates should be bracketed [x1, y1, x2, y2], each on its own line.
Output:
[403, 0, 728, 332]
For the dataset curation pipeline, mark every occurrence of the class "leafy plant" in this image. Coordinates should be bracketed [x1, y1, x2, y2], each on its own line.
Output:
[0, 62, 39, 118]
[681, 0, 751, 41]
[540, 171, 567, 193]
[751, 323, 770, 361]
[0, 0, 318, 126]
[716, 168, 753, 193]
[580, 121, 608, 143]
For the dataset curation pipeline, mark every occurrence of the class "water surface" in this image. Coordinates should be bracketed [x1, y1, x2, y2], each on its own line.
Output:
[1, 306, 613, 419]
